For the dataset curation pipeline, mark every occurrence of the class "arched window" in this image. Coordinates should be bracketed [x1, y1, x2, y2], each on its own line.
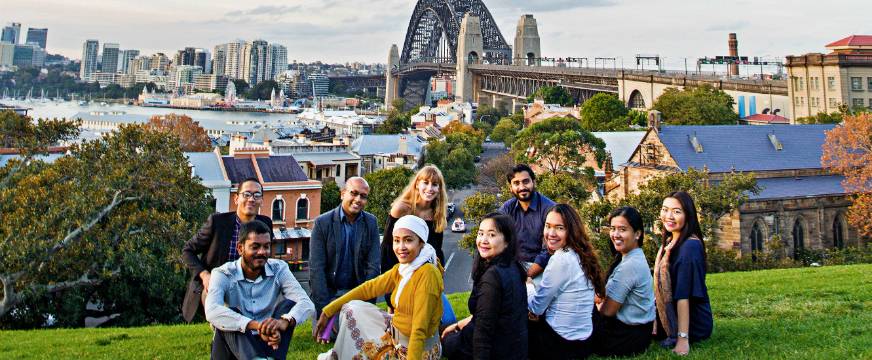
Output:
[526, 52, 535, 66]
[792, 219, 805, 260]
[750, 221, 765, 260]
[296, 197, 309, 221]
[833, 214, 845, 249]
[467, 51, 479, 64]
[628, 90, 646, 109]
[272, 199, 284, 221]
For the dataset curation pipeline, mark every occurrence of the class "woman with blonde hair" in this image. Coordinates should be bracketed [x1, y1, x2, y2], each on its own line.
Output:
[381, 165, 448, 274]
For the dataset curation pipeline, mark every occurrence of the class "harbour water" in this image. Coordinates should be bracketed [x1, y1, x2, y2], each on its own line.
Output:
[4, 100, 298, 131]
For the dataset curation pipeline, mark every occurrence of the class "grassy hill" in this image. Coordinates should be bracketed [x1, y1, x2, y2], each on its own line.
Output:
[1, 264, 870, 359]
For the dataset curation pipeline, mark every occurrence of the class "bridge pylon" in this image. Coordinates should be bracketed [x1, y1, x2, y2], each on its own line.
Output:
[513, 15, 541, 66]
[385, 44, 400, 109]
[455, 13, 483, 104]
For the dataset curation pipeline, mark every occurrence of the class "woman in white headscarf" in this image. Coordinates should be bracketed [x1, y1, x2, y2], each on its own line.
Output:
[315, 215, 444, 360]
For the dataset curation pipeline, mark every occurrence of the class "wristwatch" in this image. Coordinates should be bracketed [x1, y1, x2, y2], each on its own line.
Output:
[677, 332, 689, 339]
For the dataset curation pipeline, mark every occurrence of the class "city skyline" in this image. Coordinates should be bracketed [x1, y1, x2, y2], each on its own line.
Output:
[4, 0, 872, 66]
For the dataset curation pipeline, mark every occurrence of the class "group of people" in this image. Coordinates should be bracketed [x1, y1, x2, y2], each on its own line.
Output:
[181, 163, 714, 360]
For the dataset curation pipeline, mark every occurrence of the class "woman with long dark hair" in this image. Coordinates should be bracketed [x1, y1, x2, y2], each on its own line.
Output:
[594, 206, 656, 357]
[441, 212, 528, 359]
[654, 191, 713, 356]
[527, 204, 605, 360]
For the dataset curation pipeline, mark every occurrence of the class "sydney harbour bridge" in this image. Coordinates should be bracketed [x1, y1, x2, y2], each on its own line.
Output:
[331, 0, 788, 114]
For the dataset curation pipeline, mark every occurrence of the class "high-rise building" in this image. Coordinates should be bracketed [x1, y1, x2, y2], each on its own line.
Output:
[13, 43, 45, 67]
[80, 39, 99, 82]
[308, 73, 329, 97]
[0, 42, 14, 67]
[194, 48, 210, 73]
[1, 23, 21, 44]
[270, 44, 287, 81]
[119, 49, 140, 74]
[242, 39, 270, 85]
[175, 47, 196, 66]
[149, 53, 170, 72]
[212, 45, 227, 77]
[101, 43, 120, 73]
[25, 28, 47, 49]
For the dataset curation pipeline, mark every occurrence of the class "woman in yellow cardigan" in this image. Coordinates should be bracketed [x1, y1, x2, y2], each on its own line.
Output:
[315, 215, 444, 360]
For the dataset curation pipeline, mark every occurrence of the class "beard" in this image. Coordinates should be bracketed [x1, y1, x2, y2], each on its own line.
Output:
[514, 188, 533, 201]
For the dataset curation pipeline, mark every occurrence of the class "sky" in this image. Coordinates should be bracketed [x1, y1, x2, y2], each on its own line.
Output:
[5, 0, 871, 67]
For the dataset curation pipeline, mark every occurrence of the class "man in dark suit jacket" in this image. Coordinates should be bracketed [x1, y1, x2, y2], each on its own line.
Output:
[309, 177, 381, 316]
[181, 177, 274, 323]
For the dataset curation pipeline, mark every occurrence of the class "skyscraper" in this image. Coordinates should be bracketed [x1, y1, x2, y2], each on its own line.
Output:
[0, 42, 14, 67]
[101, 43, 120, 73]
[212, 45, 226, 77]
[13, 44, 45, 67]
[270, 44, 288, 81]
[120, 49, 140, 74]
[194, 48, 210, 73]
[80, 39, 99, 82]
[1, 23, 21, 44]
[25, 28, 47, 49]
[242, 39, 270, 85]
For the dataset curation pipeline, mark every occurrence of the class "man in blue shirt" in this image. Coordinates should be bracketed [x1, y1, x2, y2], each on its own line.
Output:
[206, 220, 314, 360]
[308, 177, 381, 317]
[498, 164, 555, 276]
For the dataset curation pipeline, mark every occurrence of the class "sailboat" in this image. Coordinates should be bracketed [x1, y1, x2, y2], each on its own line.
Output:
[25, 87, 33, 102]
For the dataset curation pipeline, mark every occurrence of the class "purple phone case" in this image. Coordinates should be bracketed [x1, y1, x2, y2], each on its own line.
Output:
[319, 316, 336, 341]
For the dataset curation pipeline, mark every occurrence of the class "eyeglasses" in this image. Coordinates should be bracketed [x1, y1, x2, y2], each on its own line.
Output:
[240, 191, 263, 200]
[348, 190, 368, 200]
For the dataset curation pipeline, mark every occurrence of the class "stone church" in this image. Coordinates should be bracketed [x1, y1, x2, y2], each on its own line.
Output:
[606, 115, 863, 257]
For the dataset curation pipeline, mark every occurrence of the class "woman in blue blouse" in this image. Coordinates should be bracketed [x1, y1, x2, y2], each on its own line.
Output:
[654, 192, 713, 356]
[595, 206, 656, 357]
[526, 204, 605, 360]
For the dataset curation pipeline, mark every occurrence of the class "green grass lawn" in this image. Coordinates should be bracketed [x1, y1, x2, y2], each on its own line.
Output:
[1, 264, 870, 359]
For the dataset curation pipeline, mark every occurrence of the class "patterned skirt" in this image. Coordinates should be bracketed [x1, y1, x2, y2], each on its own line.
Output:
[318, 300, 441, 360]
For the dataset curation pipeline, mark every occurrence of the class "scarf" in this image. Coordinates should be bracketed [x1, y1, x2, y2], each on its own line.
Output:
[393, 243, 437, 306]
[653, 239, 678, 339]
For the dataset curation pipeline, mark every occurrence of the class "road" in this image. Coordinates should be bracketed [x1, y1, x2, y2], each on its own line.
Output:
[442, 141, 507, 294]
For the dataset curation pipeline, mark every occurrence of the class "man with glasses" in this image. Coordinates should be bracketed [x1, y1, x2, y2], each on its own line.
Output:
[309, 177, 381, 319]
[182, 177, 275, 323]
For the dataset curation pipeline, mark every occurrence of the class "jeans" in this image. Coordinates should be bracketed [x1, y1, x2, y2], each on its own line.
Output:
[211, 299, 297, 360]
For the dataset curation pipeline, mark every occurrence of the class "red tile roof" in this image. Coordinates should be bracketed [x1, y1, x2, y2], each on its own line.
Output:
[742, 114, 790, 124]
[826, 35, 872, 48]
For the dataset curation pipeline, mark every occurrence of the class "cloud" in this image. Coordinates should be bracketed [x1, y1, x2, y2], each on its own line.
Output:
[492, 0, 618, 12]
[705, 21, 751, 32]
[225, 5, 302, 17]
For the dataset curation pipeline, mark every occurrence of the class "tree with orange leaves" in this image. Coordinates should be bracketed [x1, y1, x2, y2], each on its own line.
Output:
[145, 113, 212, 152]
[821, 113, 872, 239]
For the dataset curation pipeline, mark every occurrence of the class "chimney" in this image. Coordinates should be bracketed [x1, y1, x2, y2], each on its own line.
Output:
[398, 135, 408, 155]
[728, 33, 739, 76]
[603, 151, 614, 181]
[647, 110, 662, 132]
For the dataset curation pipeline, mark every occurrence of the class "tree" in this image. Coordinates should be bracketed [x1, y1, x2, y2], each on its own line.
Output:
[536, 171, 595, 209]
[377, 99, 411, 134]
[363, 167, 415, 230]
[442, 148, 476, 189]
[527, 86, 574, 106]
[320, 179, 341, 213]
[476, 152, 515, 194]
[490, 118, 521, 145]
[0, 121, 212, 328]
[145, 113, 212, 152]
[474, 104, 506, 125]
[472, 121, 493, 137]
[442, 120, 485, 141]
[511, 116, 606, 175]
[458, 192, 502, 252]
[822, 113, 872, 239]
[579, 93, 630, 131]
[797, 111, 843, 124]
[652, 84, 738, 125]
[423, 135, 480, 190]
[246, 80, 279, 101]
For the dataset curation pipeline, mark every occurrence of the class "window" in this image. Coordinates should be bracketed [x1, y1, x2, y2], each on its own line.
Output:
[829, 98, 838, 108]
[750, 221, 765, 261]
[792, 220, 804, 260]
[275, 240, 285, 256]
[296, 197, 309, 220]
[794, 97, 801, 106]
[853, 98, 864, 108]
[868, 77, 872, 92]
[811, 77, 819, 90]
[272, 199, 284, 221]
[833, 214, 845, 249]
[827, 77, 836, 91]
[811, 97, 818, 107]
[851, 77, 863, 91]
[798, 77, 805, 91]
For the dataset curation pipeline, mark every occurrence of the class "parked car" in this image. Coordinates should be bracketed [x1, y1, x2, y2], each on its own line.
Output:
[474, 155, 481, 162]
[451, 218, 466, 233]
[447, 202, 456, 219]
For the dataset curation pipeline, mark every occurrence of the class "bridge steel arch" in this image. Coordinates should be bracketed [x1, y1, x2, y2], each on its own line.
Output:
[400, 0, 511, 64]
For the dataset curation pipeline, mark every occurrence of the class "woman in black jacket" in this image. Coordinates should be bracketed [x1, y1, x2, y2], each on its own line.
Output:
[441, 212, 528, 360]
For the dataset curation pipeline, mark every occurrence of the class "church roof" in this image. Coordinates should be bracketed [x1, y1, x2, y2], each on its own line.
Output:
[656, 125, 836, 173]
[751, 175, 848, 200]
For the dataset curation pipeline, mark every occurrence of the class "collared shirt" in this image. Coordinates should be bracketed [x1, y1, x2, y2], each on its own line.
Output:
[228, 215, 242, 261]
[499, 192, 556, 262]
[335, 207, 360, 290]
[527, 248, 595, 341]
[205, 258, 315, 333]
[606, 248, 656, 325]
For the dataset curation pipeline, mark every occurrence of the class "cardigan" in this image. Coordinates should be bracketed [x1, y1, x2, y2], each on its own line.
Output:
[323, 263, 444, 360]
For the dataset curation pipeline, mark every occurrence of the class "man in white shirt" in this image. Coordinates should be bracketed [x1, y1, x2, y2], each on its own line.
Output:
[205, 220, 315, 360]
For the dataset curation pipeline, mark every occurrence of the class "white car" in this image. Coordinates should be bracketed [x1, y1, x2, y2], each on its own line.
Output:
[451, 218, 466, 233]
